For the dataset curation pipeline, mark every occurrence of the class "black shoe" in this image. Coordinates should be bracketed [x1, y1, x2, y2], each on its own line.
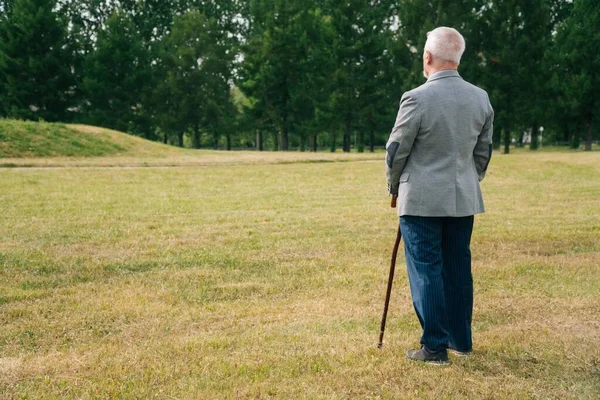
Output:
[406, 346, 449, 365]
[448, 345, 472, 357]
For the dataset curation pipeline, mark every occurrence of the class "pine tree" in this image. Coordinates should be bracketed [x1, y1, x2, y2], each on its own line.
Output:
[82, 10, 150, 136]
[321, 0, 405, 153]
[239, 0, 327, 151]
[324, 0, 365, 153]
[479, 0, 528, 154]
[157, 10, 235, 149]
[555, 0, 600, 151]
[0, 0, 74, 121]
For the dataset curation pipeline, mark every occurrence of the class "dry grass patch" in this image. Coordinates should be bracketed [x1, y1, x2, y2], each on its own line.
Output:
[0, 151, 599, 398]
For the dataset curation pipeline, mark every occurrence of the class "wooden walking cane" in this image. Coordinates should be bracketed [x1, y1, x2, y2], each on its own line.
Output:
[378, 194, 401, 349]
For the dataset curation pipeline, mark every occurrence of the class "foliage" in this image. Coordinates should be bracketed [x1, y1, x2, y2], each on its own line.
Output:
[322, 0, 402, 152]
[554, 0, 600, 151]
[82, 10, 151, 137]
[239, 0, 334, 151]
[0, 0, 75, 121]
[0, 0, 598, 150]
[156, 10, 236, 149]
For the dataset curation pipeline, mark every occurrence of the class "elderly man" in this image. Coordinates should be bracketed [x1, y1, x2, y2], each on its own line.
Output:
[385, 27, 493, 364]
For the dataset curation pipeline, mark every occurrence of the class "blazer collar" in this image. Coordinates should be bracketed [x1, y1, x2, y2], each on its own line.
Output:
[426, 69, 461, 82]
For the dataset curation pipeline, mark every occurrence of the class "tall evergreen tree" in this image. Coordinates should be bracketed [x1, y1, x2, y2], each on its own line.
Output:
[555, 0, 600, 151]
[0, 0, 74, 121]
[354, 1, 406, 153]
[82, 10, 151, 136]
[323, 0, 366, 153]
[516, 0, 553, 150]
[157, 10, 235, 149]
[376, 21, 414, 153]
[478, 0, 570, 153]
[479, 0, 527, 154]
[289, 5, 336, 151]
[1, 0, 595, 151]
[240, 0, 327, 151]
[238, 0, 278, 150]
[543, 0, 576, 147]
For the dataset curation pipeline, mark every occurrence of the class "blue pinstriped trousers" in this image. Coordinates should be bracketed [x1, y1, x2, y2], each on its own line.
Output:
[400, 215, 474, 352]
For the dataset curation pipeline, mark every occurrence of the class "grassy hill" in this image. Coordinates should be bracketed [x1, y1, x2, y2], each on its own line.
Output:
[2, 119, 595, 168]
[0, 119, 383, 168]
[0, 120, 179, 158]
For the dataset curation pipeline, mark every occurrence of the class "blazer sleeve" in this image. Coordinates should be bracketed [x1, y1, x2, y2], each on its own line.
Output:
[473, 96, 494, 182]
[386, 92, 421, 195]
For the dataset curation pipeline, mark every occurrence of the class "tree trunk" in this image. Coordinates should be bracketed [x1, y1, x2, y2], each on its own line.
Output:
[281, 132, 289, 151]
[212, 133, 218, 150]
[226, 133, 231, 151]
[193, 124, 201, 149]
[272, 130, 279, 151]
[493, 124, 502, 150]
[281, 84, 289, 151]
[300, 134, 305, 152]
[570, 129, 580, 149]
[530, 121, 539, 150]
[281, 118, 289, 151]
[163, 132, 168, 144]
[585, 116, 593, 151]
[368, 111, 375, 152]
[311, 133, 317, 152]
[330, 132, 337, 153]
[504, 124, 511, 154]
[343, 134, 351, 153]
[256, 129, 263, 151]
[343, 116, 351, 153]
[178, 132, 184, 148]
[518, 130, 525, 147]
[357, 130, 364, 153]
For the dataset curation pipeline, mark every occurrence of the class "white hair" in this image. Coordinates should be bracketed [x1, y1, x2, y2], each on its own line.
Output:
[424, 27, 465, 65]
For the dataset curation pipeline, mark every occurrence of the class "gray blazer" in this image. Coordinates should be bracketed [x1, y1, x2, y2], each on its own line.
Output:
[386, 70, 494, 217]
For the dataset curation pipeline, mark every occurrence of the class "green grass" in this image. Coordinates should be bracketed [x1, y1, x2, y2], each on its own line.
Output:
[509, 143, 599, 153]
[0, 151, 599, 399]
[2, 119, 596, 168]
[0, 120, 385, 168]
[0, 120, 135, 157]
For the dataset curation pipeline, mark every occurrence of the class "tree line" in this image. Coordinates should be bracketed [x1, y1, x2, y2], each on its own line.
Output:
[0, 0, 598, 152]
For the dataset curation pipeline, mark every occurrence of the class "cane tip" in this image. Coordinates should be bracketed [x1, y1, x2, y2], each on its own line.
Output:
[377, 342, 383, 349]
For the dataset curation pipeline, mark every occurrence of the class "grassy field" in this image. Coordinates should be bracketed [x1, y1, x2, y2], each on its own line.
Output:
[0, 150, 599, 399]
